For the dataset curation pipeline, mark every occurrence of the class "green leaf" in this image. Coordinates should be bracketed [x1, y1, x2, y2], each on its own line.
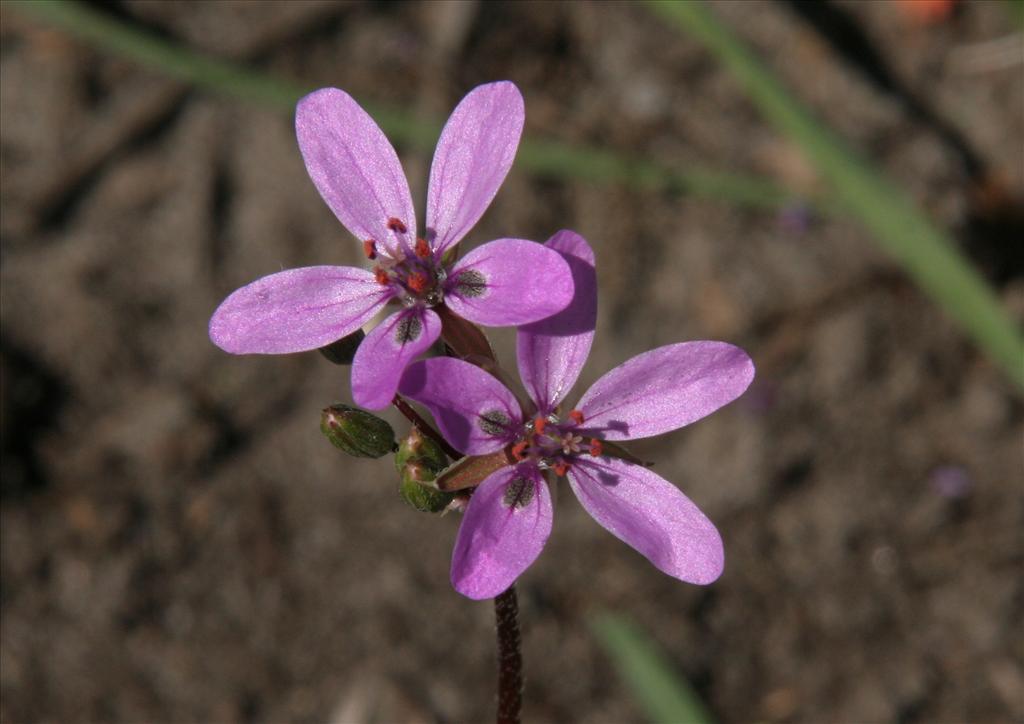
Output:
[591, 613, 716, 724]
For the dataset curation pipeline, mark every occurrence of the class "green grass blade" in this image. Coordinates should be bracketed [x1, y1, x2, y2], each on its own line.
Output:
[646, 0, 1024, 390]
[591, 613, 716, 724]
[10, 0, 811, 212]
[12, 0, 304, 107]
[1008, 0, 1024, 29]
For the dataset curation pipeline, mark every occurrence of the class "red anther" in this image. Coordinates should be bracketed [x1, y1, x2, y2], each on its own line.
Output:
[568, 409, 585, 425]
[386, 217, 407, 233]
[511, 441, 529, 461]
[362, 239, 377, 260]
[553, 461, 571, 477]
[374, 267, 389, 285]
[588, 439, 603, 457]
[407, 272, 429, 294]
[533, 416, 547, 435]
[415, 237, 431, 259]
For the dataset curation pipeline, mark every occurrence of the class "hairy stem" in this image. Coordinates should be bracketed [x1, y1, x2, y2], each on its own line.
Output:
[392, 394, 462, 461]
[495, 585, 524, 724]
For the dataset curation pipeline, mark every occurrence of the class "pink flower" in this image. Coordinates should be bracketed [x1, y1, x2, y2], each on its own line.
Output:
[209, 82, 574, 409]
[398, 230, 755, 599]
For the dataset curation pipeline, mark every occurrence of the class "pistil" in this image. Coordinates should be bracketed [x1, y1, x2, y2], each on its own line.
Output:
[407, 271, 429, 294]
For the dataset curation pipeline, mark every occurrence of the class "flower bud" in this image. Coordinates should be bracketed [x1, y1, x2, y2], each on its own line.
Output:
[318, 329, 365, 365]
[394, 427, 447, 473]
[395, 427, 454, 512]
[320, 404, 396, 458]
[399, 472, 455, 513]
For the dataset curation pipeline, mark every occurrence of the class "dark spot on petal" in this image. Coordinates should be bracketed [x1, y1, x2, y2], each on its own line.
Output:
[478, 409, 511, 437]
[454, 269, 487, 298]
[503, 477, 535, 509]
[395, 315, 422, 345]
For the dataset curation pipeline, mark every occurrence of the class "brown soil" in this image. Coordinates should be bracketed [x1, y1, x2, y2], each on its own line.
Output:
[2, 1, 1021, 722]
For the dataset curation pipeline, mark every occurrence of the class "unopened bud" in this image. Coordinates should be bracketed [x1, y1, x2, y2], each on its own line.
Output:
[319, 329, 365, 365]
[399, 472, 455, 513]
[394, 427, 447, 473]
[320, 404, 396, 458]
[395, 427, 453, 512]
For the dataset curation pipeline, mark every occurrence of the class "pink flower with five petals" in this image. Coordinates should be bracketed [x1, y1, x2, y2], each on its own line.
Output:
[209, 82, 574, 409]
[399, 230, 755, 599]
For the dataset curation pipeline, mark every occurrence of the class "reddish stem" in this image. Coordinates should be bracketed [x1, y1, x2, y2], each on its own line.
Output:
[392, 394, 462, 461]
[494, 585, 523, 724]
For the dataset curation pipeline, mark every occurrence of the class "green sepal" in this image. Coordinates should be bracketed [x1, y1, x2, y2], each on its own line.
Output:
[318, 329, 365, 365]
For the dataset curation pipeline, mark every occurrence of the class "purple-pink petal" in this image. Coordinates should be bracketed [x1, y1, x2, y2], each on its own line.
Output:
[568, 457, 723, 585]
[451, 464, 552, 600]
[444, 239, 574, 327]
[296, 88, 416, 258]
[398, 357, 523, 455]
[577, 342, 754, 441]
[209, 266, 390, 355]
[426, 82, 525, 256]
[351, 307, 441, 410]
[516, 230, 597, 414]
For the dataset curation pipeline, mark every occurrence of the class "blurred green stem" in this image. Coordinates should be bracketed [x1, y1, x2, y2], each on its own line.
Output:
[647, 0, 1024, 390]
[592, 613, 715, 724]
[10, 0, 805, 212]
[1009, 0, 1024, 29]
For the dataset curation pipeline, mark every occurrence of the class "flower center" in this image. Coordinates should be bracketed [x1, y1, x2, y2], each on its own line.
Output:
[367, 217, 446, 307]
[508, 409, 602, 477]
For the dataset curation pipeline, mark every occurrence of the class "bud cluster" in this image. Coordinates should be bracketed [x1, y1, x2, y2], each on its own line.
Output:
[394, 428, 455, 513]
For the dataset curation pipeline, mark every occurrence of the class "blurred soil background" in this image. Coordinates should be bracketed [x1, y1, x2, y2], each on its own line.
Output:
[1, 1, 1022, 722]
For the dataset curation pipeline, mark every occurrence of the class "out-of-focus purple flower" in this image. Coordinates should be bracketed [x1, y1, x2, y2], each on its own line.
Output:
[777, 201, 813, 235]
[929, 465, 972, 499]
[209, 82, 574, 409]
[399, 230, 755, 599]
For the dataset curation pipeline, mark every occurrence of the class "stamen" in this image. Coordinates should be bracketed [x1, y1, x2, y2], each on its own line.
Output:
[533, 416, 547, 435]
[407, 272, 429, 294]
[553, 461, 570, 477]
[363, 240, 377, 260]
[387, 217, 408, 234]
[374, 267, 390, 285]
[415, 237, 431, 259]
[589, 439, 603, 457]
[568, 409, 585, 425]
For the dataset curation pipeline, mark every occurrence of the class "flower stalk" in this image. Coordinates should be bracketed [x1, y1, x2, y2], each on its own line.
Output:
[494, 585, 523, 724]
